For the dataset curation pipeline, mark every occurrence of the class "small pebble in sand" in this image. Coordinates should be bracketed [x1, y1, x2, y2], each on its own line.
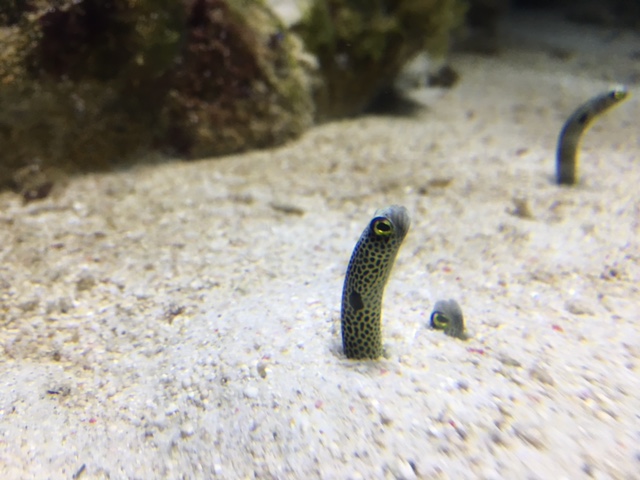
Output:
[374, 401, 394, 425]
[513, 423, 546, 449]
[243, 386, 259, 399]
[499, 354, 522, 368]
[508, 197, 534, 219]
[256, 362, 269, 379]
[180, 422, 195, 438]
[456, 379, 470, 391]
[529, 364, 555, 386]
[269, 202, 305, 216]
[564, 299, 594, 316]
[387, 458, 417, 480]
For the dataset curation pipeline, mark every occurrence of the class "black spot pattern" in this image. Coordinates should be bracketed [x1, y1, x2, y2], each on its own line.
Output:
[341, 206, 410, 359]
[349, 291, 364, 311]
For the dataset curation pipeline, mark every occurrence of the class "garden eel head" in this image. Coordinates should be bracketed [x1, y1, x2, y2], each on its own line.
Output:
[610, 87, 628, 102]
[430, 299, 466, 340]
[341, 205, 410, 359]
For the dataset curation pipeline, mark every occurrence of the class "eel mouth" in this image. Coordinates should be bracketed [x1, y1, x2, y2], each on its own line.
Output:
[374, 205, 410, 240]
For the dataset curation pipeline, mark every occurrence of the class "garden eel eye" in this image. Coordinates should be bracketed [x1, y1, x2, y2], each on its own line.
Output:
[430, 312, 449, 330]
[611, 88, 627, 101]
[371, 217, 393, 237]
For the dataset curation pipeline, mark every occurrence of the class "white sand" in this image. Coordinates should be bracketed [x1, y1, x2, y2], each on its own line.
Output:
[1, 12, 639, 479]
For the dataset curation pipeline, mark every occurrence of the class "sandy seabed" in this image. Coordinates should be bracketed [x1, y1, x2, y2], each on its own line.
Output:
[1, 12, 639, 480]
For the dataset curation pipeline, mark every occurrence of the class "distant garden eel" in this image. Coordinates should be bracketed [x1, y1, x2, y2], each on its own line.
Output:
[430, 299, 466, 340]
[556, 87, 629, 185]
[341, 205, 410, 359]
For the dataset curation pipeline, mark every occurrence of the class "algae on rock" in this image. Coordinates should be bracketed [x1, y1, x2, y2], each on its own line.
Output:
[0, 0, 314, 190]
[161, 0, 314, 158]
[295, 0, 467, 120]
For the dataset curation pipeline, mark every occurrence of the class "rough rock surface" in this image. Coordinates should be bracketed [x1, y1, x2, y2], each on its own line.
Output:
[295, 0, 467, 119]
[0, 0, 314, 189]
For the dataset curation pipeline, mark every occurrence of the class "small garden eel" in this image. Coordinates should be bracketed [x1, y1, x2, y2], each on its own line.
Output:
[556, 87, 629, 185]
[341, 205, 410, 359]
[430, 299, 466, 340]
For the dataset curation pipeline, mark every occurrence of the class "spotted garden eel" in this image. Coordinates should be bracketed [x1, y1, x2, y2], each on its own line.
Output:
[556, 87, 629, 185]
[430, 299, 466, 340]
[341, 205, 410, 359]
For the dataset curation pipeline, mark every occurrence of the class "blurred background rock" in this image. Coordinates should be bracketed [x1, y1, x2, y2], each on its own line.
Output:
[0, 0, 637, 194]
[0, 0, 314, 194]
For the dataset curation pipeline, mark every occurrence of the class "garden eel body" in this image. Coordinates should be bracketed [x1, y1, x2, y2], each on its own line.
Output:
[556, 87, 629, 185]
[430, 299, 466, 340]
[341, 205, 410, 359]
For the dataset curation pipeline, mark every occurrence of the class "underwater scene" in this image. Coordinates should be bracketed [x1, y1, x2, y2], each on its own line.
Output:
[0, 0, 638, 478]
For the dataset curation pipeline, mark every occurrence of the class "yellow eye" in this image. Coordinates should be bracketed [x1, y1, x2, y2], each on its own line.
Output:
[371, 218, 393, 237]
[612, 88, 628, 101]
[431, 312, 449, 330]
